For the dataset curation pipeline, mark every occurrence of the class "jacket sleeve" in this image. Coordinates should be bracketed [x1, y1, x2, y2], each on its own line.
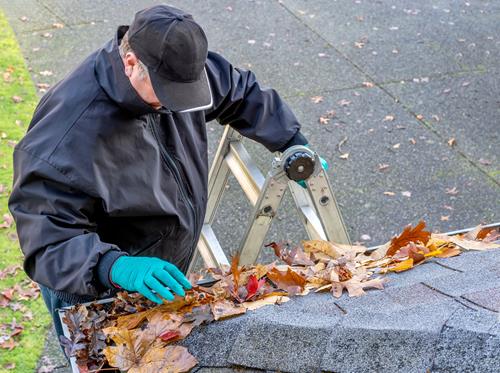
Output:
[8, 148, 124, 298]
[204, 51, 307, 152]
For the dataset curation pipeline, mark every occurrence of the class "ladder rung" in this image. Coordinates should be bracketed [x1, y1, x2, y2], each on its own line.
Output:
[225, 142, 265, 206]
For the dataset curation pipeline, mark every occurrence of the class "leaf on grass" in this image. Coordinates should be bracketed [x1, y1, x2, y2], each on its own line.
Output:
[0, 214, 14, 229]
[0, 265, 22, 280]
[387, 220, 431, 256]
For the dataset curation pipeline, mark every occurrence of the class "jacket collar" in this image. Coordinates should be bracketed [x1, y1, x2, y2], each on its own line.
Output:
[94, 26, 160, 117]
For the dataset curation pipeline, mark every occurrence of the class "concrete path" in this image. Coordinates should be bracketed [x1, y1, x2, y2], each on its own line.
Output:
[0, 0, 498, 372]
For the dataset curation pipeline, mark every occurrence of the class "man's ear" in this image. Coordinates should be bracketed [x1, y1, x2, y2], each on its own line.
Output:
[123, 52, 138, 78]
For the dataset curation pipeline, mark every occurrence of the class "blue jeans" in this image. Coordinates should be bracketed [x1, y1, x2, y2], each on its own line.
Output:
[39, 285, 76, 358]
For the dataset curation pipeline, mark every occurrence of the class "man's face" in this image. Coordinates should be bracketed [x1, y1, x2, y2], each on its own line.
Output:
[122, 52, 162, 110]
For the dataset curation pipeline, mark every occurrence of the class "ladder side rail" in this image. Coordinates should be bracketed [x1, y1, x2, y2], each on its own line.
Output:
[205, 126, 239, 224]
[287, 181, 328, 240]
[190, 127, 236, 273]
[306, 168, 351, 244]
[238, 173, 288, 265]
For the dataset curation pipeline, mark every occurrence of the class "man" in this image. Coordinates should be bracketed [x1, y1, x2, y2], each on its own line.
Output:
[9, 4, 323, 341]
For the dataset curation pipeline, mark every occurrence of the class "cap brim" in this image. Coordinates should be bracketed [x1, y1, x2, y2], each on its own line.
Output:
[149, 67, 212, 113]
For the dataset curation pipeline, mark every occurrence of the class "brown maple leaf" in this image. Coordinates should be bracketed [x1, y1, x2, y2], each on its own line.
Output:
[210, 299, 246, 320]
[267, 267, 306, 295]
[266, 242, 314, 266]
[104, 326, 197, 373]
[387, 220, 431, 256]
[393, 242, 428, 264]
[302, 240, 341, 259]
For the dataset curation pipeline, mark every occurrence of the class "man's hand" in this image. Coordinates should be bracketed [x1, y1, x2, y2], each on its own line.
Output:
[297, 144, 329, 188]
[110, 256, 192, 304]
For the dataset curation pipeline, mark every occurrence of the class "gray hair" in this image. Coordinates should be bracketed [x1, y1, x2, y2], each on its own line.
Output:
[119, 31, 149, 80]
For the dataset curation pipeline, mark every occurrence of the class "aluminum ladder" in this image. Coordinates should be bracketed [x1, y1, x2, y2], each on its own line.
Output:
[188, 126, 351, 270]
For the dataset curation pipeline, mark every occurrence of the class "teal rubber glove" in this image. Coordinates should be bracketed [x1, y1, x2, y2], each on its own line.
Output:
[297, 144, 329, 188]
[110, 256, 192, 304]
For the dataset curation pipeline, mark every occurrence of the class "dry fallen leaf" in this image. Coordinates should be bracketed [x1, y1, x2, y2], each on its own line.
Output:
[302, 240, 341, 259]
[387, 258, 414, 272]
[448, 235, 500, 251]
[384, 191, 395, 196]
[445, 187, 459, 195]
[478, 158, 492, 165]
[387, 220, 431, 256]
[243, 294, 289, 311]
[310, 96, 323, 104]
[266, 268, 306, 296]
[210, 299, 246, 320]
[435, 246, 461, 258]
[11, 96, 23, 104]
[378, 163, 389, 171]
[337, 99, 351, 107]
[362, 81, 374, 88]
[319, 116, 330, 125]
[383, 115, 395, 122]
[447, 138, 456, 147]
[0, 214, 14, 229]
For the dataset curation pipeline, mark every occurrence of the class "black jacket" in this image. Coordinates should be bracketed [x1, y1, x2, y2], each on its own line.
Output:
[8, 26, 306, 304]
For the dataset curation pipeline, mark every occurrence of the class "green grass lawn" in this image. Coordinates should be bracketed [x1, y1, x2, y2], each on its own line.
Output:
[0, 9, 51, 373]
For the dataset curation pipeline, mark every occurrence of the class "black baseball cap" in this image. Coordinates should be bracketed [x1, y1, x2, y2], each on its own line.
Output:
[128, 5, 212, 113]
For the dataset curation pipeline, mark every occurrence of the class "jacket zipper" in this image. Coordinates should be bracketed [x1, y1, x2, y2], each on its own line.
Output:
[148, 119, 199, 257]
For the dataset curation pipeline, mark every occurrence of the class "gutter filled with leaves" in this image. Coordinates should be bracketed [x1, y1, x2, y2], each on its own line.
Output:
[59, 221, 500, 373]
